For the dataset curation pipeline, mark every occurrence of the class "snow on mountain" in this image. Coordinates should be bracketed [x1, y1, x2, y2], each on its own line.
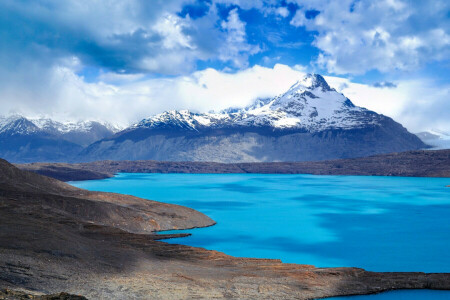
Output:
[0, 115, 40, 135]
[416, 129, 450, 149]
[0, 116, 122, 136]
[79, 73, 426, 163]
[31, 118, 123, 134]
[0, 115, 122, 162]
[131, 74, 380, 133]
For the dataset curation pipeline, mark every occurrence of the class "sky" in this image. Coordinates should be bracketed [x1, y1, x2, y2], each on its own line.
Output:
[0, 0, 449, 132]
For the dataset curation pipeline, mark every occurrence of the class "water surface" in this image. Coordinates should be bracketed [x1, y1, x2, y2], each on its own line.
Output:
[72, 173, 450, 298]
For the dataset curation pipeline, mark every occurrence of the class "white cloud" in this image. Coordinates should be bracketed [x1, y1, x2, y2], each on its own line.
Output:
[326, 76, 450, 132]
[219, 8, 261, 68]
[0, 63, 303, 126]
[276, 7, 290, 17]
[1, 63, 448, 133]
[1, 0, 262, 75]
[98, 72, 146, 84]
[289, 0, 450, 74]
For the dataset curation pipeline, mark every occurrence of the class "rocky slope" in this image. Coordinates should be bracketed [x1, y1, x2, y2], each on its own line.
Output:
[18, 149, 450, 181]
[1, 158, 450, 299]
[0, 158, 214, 233]
[0, 116, 118, 163]
[79, 74, 426, 163]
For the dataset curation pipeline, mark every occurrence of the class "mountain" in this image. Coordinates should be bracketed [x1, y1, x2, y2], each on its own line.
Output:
[0, 115, 119, 163]
[30, 118, 121, 147]
[79, 74, 427, 163]
[415, 129, 450, 150]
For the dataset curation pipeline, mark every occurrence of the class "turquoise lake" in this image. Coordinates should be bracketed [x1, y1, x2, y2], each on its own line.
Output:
[72, 173, 450, 299]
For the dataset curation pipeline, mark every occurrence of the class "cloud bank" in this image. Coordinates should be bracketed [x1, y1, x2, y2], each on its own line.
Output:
[0, 0, 449, 133]
[1, 63, 448, 133]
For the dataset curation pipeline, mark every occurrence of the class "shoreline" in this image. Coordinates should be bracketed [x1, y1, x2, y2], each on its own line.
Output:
[2, 158, 450, 299]
[16, 149, 450, 182]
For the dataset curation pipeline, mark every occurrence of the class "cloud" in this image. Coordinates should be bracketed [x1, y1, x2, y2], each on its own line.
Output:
[373, 81, 397, 88]
[219, 8, 261, 68]
[0, 0, 260, 75]
[276, 7, 290, 18]
[212, 0, 266, 10]
[0, 0, 448, 135]
[326, 76, 450, 132]
[0, 63, 304, 126]
[2, 0, 448, 78]
[1, 62, 448, 133]
[289, 0, 450, 74]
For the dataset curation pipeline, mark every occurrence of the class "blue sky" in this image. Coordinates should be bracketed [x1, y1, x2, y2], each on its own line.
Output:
[0, 0, 449, 131]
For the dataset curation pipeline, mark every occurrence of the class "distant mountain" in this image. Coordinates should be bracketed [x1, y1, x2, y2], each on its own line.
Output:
[30, 118, 121, 147]
[79, 74, 427, 163]
[416, 130, 450, 150]
[0, 115, 119, 163]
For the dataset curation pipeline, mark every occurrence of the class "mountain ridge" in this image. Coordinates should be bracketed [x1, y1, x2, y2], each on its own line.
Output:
[124, 74, 381, 133]
[0, 115, 121, 136]
[0, 115, 119, 163]
[79, 74, 426, 163]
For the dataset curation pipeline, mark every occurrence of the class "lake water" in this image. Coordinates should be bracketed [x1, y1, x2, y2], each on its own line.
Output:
[72, 173, 450, 299]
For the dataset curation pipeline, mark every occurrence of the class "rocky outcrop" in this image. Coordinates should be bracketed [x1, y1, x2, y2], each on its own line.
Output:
[17, 149, 450, 181]
[1, 158, 450, 299]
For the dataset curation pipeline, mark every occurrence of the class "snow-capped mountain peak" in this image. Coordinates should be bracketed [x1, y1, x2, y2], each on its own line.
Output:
[31, 118, 123, 134]
[0, 115, 39, 135]
[78, 72, 425, 163]
[0, 115, 123, 135]
[284, 73, 333, 94]
[135, 110, 198, 131]
[132, 73, 377, 132]
[0, 115, 121, 148]
[262, 74, 363, 129]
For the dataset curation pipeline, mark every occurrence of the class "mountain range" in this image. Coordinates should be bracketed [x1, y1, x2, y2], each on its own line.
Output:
[0, 115, 119, 163]
[1, 74, 428, 163]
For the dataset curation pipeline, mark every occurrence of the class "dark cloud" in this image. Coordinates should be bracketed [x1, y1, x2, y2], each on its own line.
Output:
[0, 1, 178, 74]
[0, 0, 260, 75]
[373, 81, 397, 89]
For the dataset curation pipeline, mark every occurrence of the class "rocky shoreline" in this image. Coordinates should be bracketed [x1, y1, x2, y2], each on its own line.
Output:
[17, 149, 450, 182]
[1, 158, 450, 299]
